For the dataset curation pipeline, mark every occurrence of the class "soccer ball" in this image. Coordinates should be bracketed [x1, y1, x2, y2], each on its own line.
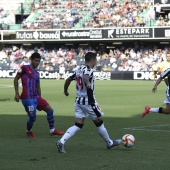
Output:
[122, 134, 135, 148]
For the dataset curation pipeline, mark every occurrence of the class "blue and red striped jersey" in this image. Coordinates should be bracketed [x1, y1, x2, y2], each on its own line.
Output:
[17, 65, 40, 99]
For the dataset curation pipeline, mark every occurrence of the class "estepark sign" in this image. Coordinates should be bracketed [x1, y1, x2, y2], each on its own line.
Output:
[106, 28, 153, 39]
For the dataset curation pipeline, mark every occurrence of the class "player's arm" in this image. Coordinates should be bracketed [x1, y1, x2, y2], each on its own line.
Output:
[84, 74, 95, 104]
[64, 77, 72, 96]
[153, 68, 170, 92]
[14, 74, 21, 102]
[83, 74, 91, 89]
[36, 72, 41, 96]
[36, 84, 41, 97]
[152, 77, 162, 93]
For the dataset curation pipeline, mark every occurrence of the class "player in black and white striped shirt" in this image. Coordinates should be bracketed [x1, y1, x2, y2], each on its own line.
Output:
[71, 64, 95, 105]
[142, 68, 170, 118]
[56, 51, 122, 153]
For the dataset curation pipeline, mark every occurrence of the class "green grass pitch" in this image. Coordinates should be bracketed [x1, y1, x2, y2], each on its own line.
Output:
[0, 79, 170, 170]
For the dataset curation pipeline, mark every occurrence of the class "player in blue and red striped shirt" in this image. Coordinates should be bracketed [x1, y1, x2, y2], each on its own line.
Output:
[14, 52, 64, 138]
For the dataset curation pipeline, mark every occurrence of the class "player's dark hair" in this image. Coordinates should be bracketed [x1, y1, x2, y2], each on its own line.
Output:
[30, 52, 41, 60]
[85, 52, 96, 62]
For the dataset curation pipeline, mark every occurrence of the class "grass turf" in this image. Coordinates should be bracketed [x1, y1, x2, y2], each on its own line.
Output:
[0, 79, 170, 170]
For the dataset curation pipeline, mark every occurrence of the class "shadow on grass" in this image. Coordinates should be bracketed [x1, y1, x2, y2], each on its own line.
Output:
[0, 98, 11, 101]
[0, 114, 170, 170]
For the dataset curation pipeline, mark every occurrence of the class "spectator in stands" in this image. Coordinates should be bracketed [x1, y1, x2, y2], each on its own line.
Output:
[52, 0, 61, 5]
[34, 22, 39, 29]
[67, 2, 72, 8]
[155, 3, 161, 20]
[13, 0, 153, 29]
[96, 63, 102, 71]
[99, 7, 110, 20]
[58, 64, 65, 80]
[100, 0, 110, 8]
[3, 17, 9, 30]
[0, 16, 2, 30]
[92, 7, 101, 19]
[67, 15, 74, 27]
[26, 21, 31, 29]
[2, 44, 170, 74]
[45, 62, 54, 71]
[33, 2, 40, 12]
[0, 54, 10, 69]
[47, 0, 54, 5]
[110, 0, 116, 8]
[76, 50, 85, 65]
[168, 12, 170, 20]
[22, 19, 27, 29]
[0, 48, 7, 61]
[65, 60, 73, 71]
[140, 17, 146, 27]
[156, 15, 165, 26]
[41, 0, 47, 6]
[12, 61, 20, 70]
[53, 14, 60, 26]
[164, 15, 169, 23]
[137, 16, 142, 26]
[119, 17, 126, 27]
[88, 0, 93, 7]
[74, 1, 83, 8]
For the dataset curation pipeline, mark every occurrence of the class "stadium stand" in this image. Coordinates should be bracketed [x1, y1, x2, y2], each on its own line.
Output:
[25, 0, 155, 29]
[0, 44, 170, 73]
[1, 0, 164, 30]
[0, 0, 33, 30]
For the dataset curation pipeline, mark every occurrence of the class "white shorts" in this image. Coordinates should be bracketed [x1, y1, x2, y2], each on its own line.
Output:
[164, 96, 170, 104]
[74, 103, 104, 120]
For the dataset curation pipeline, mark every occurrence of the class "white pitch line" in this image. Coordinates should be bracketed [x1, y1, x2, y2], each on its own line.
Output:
[127, 128, 170, 133]
[123, 124, 170, 130]
[0, 85, 13, 88]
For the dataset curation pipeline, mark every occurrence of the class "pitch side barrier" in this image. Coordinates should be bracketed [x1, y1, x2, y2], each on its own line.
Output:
[1, 27, 170, 41]
[0, 70, 156, 80]
[1, 28, 153, 41]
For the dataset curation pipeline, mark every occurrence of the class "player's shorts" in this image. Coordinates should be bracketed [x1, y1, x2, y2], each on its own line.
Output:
[22, 99, 37, 117]
[164, 96, 170, 104]
[36, 97, 49, 111]
[22, 97, 49, 116]
[74, 103, 104, 120]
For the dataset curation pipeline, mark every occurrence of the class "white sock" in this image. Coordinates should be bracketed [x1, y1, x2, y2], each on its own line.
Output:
[150, 108, 159, 113]
[60, 125, 80, 144]
[96, 123, 113, 146]
[50, 128, 55, 133]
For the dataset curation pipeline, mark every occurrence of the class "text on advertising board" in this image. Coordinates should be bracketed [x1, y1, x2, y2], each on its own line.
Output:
[107, 28, 152, 38]
[16, 31, 60, 40]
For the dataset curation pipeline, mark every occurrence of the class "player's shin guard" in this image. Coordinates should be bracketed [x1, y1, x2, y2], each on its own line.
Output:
[27, 116, 36, 131]
[47, 108, 55, 130]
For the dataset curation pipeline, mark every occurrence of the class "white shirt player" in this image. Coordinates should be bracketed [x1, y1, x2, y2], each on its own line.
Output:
[161, 68, 170, 98]
[70, 65, 96, 105]
[20, 57, 30, 67]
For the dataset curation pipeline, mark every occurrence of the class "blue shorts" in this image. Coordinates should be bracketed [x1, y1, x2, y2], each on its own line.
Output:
[22, 98, 49, 117]
[22, 99, 37, 117]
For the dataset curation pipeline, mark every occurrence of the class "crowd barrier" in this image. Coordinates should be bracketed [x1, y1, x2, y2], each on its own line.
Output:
[1, 27, 170, 41]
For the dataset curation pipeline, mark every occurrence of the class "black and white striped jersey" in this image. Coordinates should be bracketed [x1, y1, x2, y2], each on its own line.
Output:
[70, 65, 96, 105]
[161, 68, 170, 96]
